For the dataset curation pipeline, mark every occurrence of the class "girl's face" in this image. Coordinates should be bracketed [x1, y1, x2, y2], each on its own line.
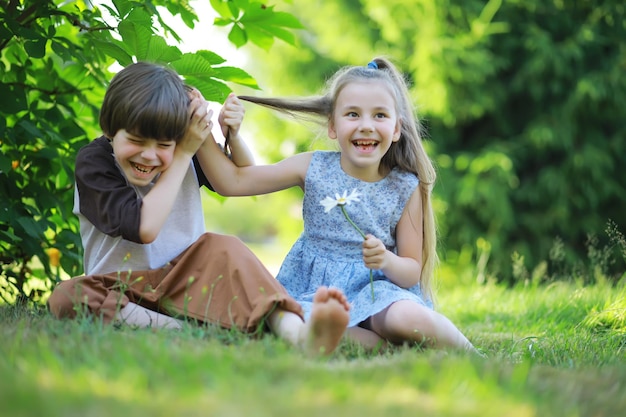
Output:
[328, 80, 401, 180]
[110, 129, 176, 186]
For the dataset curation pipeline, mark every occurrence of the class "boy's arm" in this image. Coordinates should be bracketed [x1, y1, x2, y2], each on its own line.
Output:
[75, 138, 143, 243]
[138, 96, 212, 243]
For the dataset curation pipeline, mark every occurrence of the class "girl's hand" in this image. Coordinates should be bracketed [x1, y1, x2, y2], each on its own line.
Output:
[219, 93, 245, 138]
[362, 234, 388, 270]
[178, 94, 213, 157]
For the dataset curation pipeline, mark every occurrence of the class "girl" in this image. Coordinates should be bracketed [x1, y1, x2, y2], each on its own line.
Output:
[199, 57, 476, 352]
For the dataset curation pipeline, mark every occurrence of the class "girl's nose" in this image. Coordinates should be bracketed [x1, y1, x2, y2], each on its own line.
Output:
[359, 119, 374, 132]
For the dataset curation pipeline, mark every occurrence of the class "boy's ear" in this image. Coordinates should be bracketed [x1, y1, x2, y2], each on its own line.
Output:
[328, 119, 337, 139]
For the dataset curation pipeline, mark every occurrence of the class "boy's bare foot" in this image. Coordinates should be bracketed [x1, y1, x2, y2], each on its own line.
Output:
[299, 286, 350, 356]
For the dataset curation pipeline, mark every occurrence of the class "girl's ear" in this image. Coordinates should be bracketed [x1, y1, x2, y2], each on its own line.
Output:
[328, 118, 337, 139]
[392, 118, 402, 142]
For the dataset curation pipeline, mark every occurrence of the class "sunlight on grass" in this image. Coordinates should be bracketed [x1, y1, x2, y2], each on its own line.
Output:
[1, 278, 625, 416]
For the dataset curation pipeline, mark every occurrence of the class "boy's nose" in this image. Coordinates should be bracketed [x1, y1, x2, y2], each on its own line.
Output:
[141, 146, 157, 159]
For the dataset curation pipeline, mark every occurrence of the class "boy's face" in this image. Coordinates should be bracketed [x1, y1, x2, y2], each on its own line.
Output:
[110, 129, 176, 187]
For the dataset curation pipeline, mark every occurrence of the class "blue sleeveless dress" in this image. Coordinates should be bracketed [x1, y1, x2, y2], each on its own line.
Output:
[276, 151, 433, 327]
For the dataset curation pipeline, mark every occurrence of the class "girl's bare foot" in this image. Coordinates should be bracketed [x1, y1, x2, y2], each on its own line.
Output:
[300, 286, 350, 356]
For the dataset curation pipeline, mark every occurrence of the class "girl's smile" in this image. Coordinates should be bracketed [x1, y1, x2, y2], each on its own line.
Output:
[351, 139, 380, 153]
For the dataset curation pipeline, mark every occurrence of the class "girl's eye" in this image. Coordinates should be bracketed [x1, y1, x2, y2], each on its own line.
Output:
[346, 111, 359, 118]
[375, 112, 387, 119]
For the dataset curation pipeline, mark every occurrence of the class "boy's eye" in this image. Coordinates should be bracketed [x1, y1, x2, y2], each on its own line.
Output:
[158, 142, 174, 149]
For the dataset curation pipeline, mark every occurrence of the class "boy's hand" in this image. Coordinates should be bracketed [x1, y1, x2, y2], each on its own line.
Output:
[178, 91, 213, 157]
[219, 93, 245, 139]
[362, 235, 388, 270]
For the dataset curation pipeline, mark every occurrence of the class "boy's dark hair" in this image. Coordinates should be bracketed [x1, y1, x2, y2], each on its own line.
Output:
[99, 62, 190, 142]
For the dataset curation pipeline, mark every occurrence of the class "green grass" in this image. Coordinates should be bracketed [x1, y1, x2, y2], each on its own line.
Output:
[1, 280, 625, 417]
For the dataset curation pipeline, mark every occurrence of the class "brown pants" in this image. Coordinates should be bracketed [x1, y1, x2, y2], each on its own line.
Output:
[48, 233, 303, 332]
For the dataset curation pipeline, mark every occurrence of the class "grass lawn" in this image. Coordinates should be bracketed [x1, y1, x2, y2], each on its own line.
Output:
[1, 279, 624, 417]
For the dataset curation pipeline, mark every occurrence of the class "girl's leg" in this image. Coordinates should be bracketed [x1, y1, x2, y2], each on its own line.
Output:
[344, 326, 388, 351]
[369, 300, 475, 351]
[268, 287, 349, 356]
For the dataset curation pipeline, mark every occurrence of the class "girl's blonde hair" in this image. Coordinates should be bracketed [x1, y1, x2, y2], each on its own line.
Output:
[239, 57, 438, 300]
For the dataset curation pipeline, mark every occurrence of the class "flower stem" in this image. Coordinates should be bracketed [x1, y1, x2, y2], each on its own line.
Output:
[340, 205, 375, 301]
[340, 205, 366, 239]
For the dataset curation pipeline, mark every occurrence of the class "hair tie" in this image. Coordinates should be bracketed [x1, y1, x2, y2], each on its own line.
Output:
[367, 61, 378, 70]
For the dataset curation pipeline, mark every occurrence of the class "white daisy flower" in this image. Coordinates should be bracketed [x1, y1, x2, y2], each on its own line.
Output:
[319, 189, 361, 213]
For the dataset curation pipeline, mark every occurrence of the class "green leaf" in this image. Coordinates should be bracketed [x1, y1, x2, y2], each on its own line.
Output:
[144, 36, 182, 63]
[241, 7, 303, 30]
[113, 0, 143, 20]
[195, 50, 227, 66]
[211, 66, 259, 89]
[235, 4, 303, 48]
[256, 24, 297, 46]
[228, 24, 247, 48]
[16, 216, 45, 239]
[16, 120, 42, 138]
[171, 53, 218, 78]
[25, 38, 47, 59]
[120, 8, 158, 59]
[185, 76, 231, 103]
[165, 0, 198, 29]
[92, 39, 134, 66]
[0, 83, 27, 113]
[210, 0, 236, 19]
[244, 25, 275, 50]
[0, 230, 21, 244]
[0, 154, 11, 173]
[213, 17, 232, 27]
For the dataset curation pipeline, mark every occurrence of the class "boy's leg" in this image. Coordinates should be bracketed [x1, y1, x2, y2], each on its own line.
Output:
[48, 274, 131, 323]
[49, 233, 347, 341]
[47, 233, 299, 328]
[146, 233, 305, 331]
[116, 302, 183, 329]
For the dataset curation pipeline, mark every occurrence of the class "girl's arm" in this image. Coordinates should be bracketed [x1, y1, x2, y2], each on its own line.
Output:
[218, 93, 255, 167]
[195, 136, 311, 196]
[362, 188, 423, 288]
[195, 94, 311, 196]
